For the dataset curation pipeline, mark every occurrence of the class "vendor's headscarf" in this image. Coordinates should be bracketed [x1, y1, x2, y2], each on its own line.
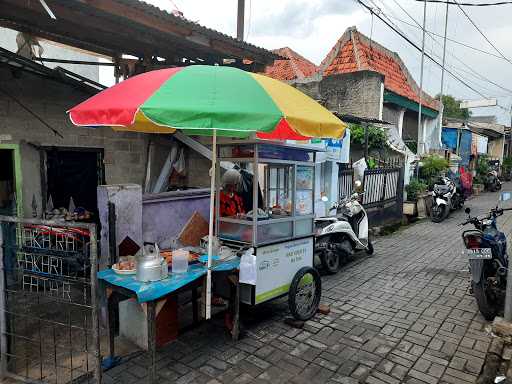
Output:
[221, 169, 242, 190]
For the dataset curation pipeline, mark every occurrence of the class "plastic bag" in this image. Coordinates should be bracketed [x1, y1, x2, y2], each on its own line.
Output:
[239, 248, 256, 285]
[353, 158, 367, 183]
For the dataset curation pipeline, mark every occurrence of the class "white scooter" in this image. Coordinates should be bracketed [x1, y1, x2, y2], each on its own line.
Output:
[314, 181, 373, 274]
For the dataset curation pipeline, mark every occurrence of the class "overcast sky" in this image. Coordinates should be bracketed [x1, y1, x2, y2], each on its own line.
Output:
[139, 0, 512, 123]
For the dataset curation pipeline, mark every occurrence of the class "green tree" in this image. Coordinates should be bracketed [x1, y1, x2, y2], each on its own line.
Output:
[436, 94, 472, 119]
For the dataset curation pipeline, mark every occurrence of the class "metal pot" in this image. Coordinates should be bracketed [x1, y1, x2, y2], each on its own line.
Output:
[136, 243, 168, 282]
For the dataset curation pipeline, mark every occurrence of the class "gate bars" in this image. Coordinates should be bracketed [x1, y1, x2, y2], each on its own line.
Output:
[0, 216, 100, 384]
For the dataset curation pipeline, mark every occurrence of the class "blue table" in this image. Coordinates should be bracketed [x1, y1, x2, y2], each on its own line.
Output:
[98, 258, 240, 303]
[98, 258, 240, 383]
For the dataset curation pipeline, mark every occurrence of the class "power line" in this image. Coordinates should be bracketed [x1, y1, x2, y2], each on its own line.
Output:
[354, 0, 488, 98]
[414, 0, 512, 5]
[386, 0, 512, 94]
[452, 0, 512, 64]
[385, 13, 505, 60]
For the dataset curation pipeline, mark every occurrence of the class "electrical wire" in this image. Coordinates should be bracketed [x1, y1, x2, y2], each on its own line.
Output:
[414, 0, 512, 6]
[385, 12, 504, 60]
[387, 0, 512, 94]
[452, 0, 512, 64]
[354, 0, 488, 98]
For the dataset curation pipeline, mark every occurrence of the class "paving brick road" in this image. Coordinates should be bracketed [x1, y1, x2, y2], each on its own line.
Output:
[105, 186, 512, 384]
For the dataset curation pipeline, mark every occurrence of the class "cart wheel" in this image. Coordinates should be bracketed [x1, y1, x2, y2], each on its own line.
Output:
[288, 267, 321, 321]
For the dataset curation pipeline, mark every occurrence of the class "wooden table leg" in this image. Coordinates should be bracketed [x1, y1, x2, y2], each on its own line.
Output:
[147, 301, 157, 384]
[107, 293, 117, 363]
[228, 274, 240, 341]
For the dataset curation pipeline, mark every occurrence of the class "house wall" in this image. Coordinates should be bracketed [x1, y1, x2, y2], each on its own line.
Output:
[0, 66, 148, 217]
[318, 71, 384, 119]
[402, 110, 419, 143]
[488, 137, 505, 161]
[293, 71, 384, 119]
[382, 104, 402, 126]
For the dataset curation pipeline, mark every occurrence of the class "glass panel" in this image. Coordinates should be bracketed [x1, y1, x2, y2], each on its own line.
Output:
[269, 190, 277, 208]
[269, 168, 277, 188]
[219, 221, 253, 243]
[295, 219, 313, 237]
[296, 190, 313, 215]
[296, 165, 314, 190]
[265, 164, 293, 216]
[257, 221, 293, 244]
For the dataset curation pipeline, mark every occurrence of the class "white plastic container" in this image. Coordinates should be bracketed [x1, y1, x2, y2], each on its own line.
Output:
[172, 249, 189, 274]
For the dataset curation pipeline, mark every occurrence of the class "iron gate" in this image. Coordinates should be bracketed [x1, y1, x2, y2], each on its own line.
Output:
[362, 167, 401, 207]
[0, 216, 100, 384]
[338, 168, 354, 200]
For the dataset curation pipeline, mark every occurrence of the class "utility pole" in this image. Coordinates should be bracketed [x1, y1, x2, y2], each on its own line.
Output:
[439, 1, 449, 144]
[417, 0, 427, 155]
[237, 0, 245, 41]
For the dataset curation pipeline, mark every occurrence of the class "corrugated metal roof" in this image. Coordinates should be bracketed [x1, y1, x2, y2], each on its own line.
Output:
[114, 0, 280, 60]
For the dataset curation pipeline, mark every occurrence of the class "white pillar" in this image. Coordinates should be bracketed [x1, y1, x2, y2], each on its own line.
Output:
[397, 108, 406, 138]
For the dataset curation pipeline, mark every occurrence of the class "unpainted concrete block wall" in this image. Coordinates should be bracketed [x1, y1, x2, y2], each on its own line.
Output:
[319, 71, 383, 119]
[291, 71, 384, 120]
[0, 67, 148, 216]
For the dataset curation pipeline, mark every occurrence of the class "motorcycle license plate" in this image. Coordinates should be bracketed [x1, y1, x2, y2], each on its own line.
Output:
[466, 248, 492, 260]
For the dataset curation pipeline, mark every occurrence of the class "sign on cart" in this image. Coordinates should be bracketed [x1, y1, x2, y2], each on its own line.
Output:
[255, 237, 314, 304]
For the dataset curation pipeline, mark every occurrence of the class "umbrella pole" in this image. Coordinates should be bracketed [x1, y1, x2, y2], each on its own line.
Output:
[206, 130, 217, 320]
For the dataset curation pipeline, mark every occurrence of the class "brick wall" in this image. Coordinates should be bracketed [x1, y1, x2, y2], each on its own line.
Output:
[292, 71, 384, 120]
[319, 71, 383, 119]
[0, 67, 149, 216]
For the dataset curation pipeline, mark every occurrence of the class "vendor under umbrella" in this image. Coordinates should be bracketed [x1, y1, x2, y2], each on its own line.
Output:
[219, 169, 245, 217]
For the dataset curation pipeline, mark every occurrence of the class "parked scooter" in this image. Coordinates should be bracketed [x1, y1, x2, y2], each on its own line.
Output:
[461, 205, 512, 320]
[314, 181, 373, 274]
[430, 176, 464, 223]
[485, 170, 502, 192]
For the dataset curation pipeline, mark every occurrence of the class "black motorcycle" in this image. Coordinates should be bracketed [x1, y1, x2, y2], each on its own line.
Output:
[431, 177, 464, 223]
[461, 206, 512, 320]
[485, 170, 502, 192]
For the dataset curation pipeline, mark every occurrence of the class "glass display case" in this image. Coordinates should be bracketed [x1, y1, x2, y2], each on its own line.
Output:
[216, 141, 319, 247]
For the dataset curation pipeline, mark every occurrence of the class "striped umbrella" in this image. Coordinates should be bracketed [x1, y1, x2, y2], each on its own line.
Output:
[68, 65, 347, 318]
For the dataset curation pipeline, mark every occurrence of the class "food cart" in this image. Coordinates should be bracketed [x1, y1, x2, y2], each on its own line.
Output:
[215, 140, 322, 321]
[67, 64, 347, 383]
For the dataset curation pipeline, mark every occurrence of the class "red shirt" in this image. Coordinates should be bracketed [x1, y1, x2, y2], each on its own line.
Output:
[220, 191, 245, 217]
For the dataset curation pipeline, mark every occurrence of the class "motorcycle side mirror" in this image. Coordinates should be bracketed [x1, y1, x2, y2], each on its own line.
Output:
[465, 207, 471, 215]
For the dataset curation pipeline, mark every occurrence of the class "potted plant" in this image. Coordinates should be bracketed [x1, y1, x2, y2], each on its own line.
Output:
[473, 155, 489, 194]
[404, 179, 427, 216]
[502, 157, 512, 181]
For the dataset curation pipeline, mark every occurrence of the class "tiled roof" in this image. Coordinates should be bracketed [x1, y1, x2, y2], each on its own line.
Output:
[320, 27, 439, 111]
[264, 47, 318, 81]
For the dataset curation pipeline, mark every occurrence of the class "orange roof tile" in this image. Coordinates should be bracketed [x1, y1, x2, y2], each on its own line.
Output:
[264, 47, 318, 81]
[320, 28, 439, 111]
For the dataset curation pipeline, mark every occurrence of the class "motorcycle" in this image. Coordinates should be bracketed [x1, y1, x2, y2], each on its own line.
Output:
[485, 170, 502, 192]
[430, 176, 464, 223]
[461, 205, 512, 320]
[314, 181, 373, 274]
